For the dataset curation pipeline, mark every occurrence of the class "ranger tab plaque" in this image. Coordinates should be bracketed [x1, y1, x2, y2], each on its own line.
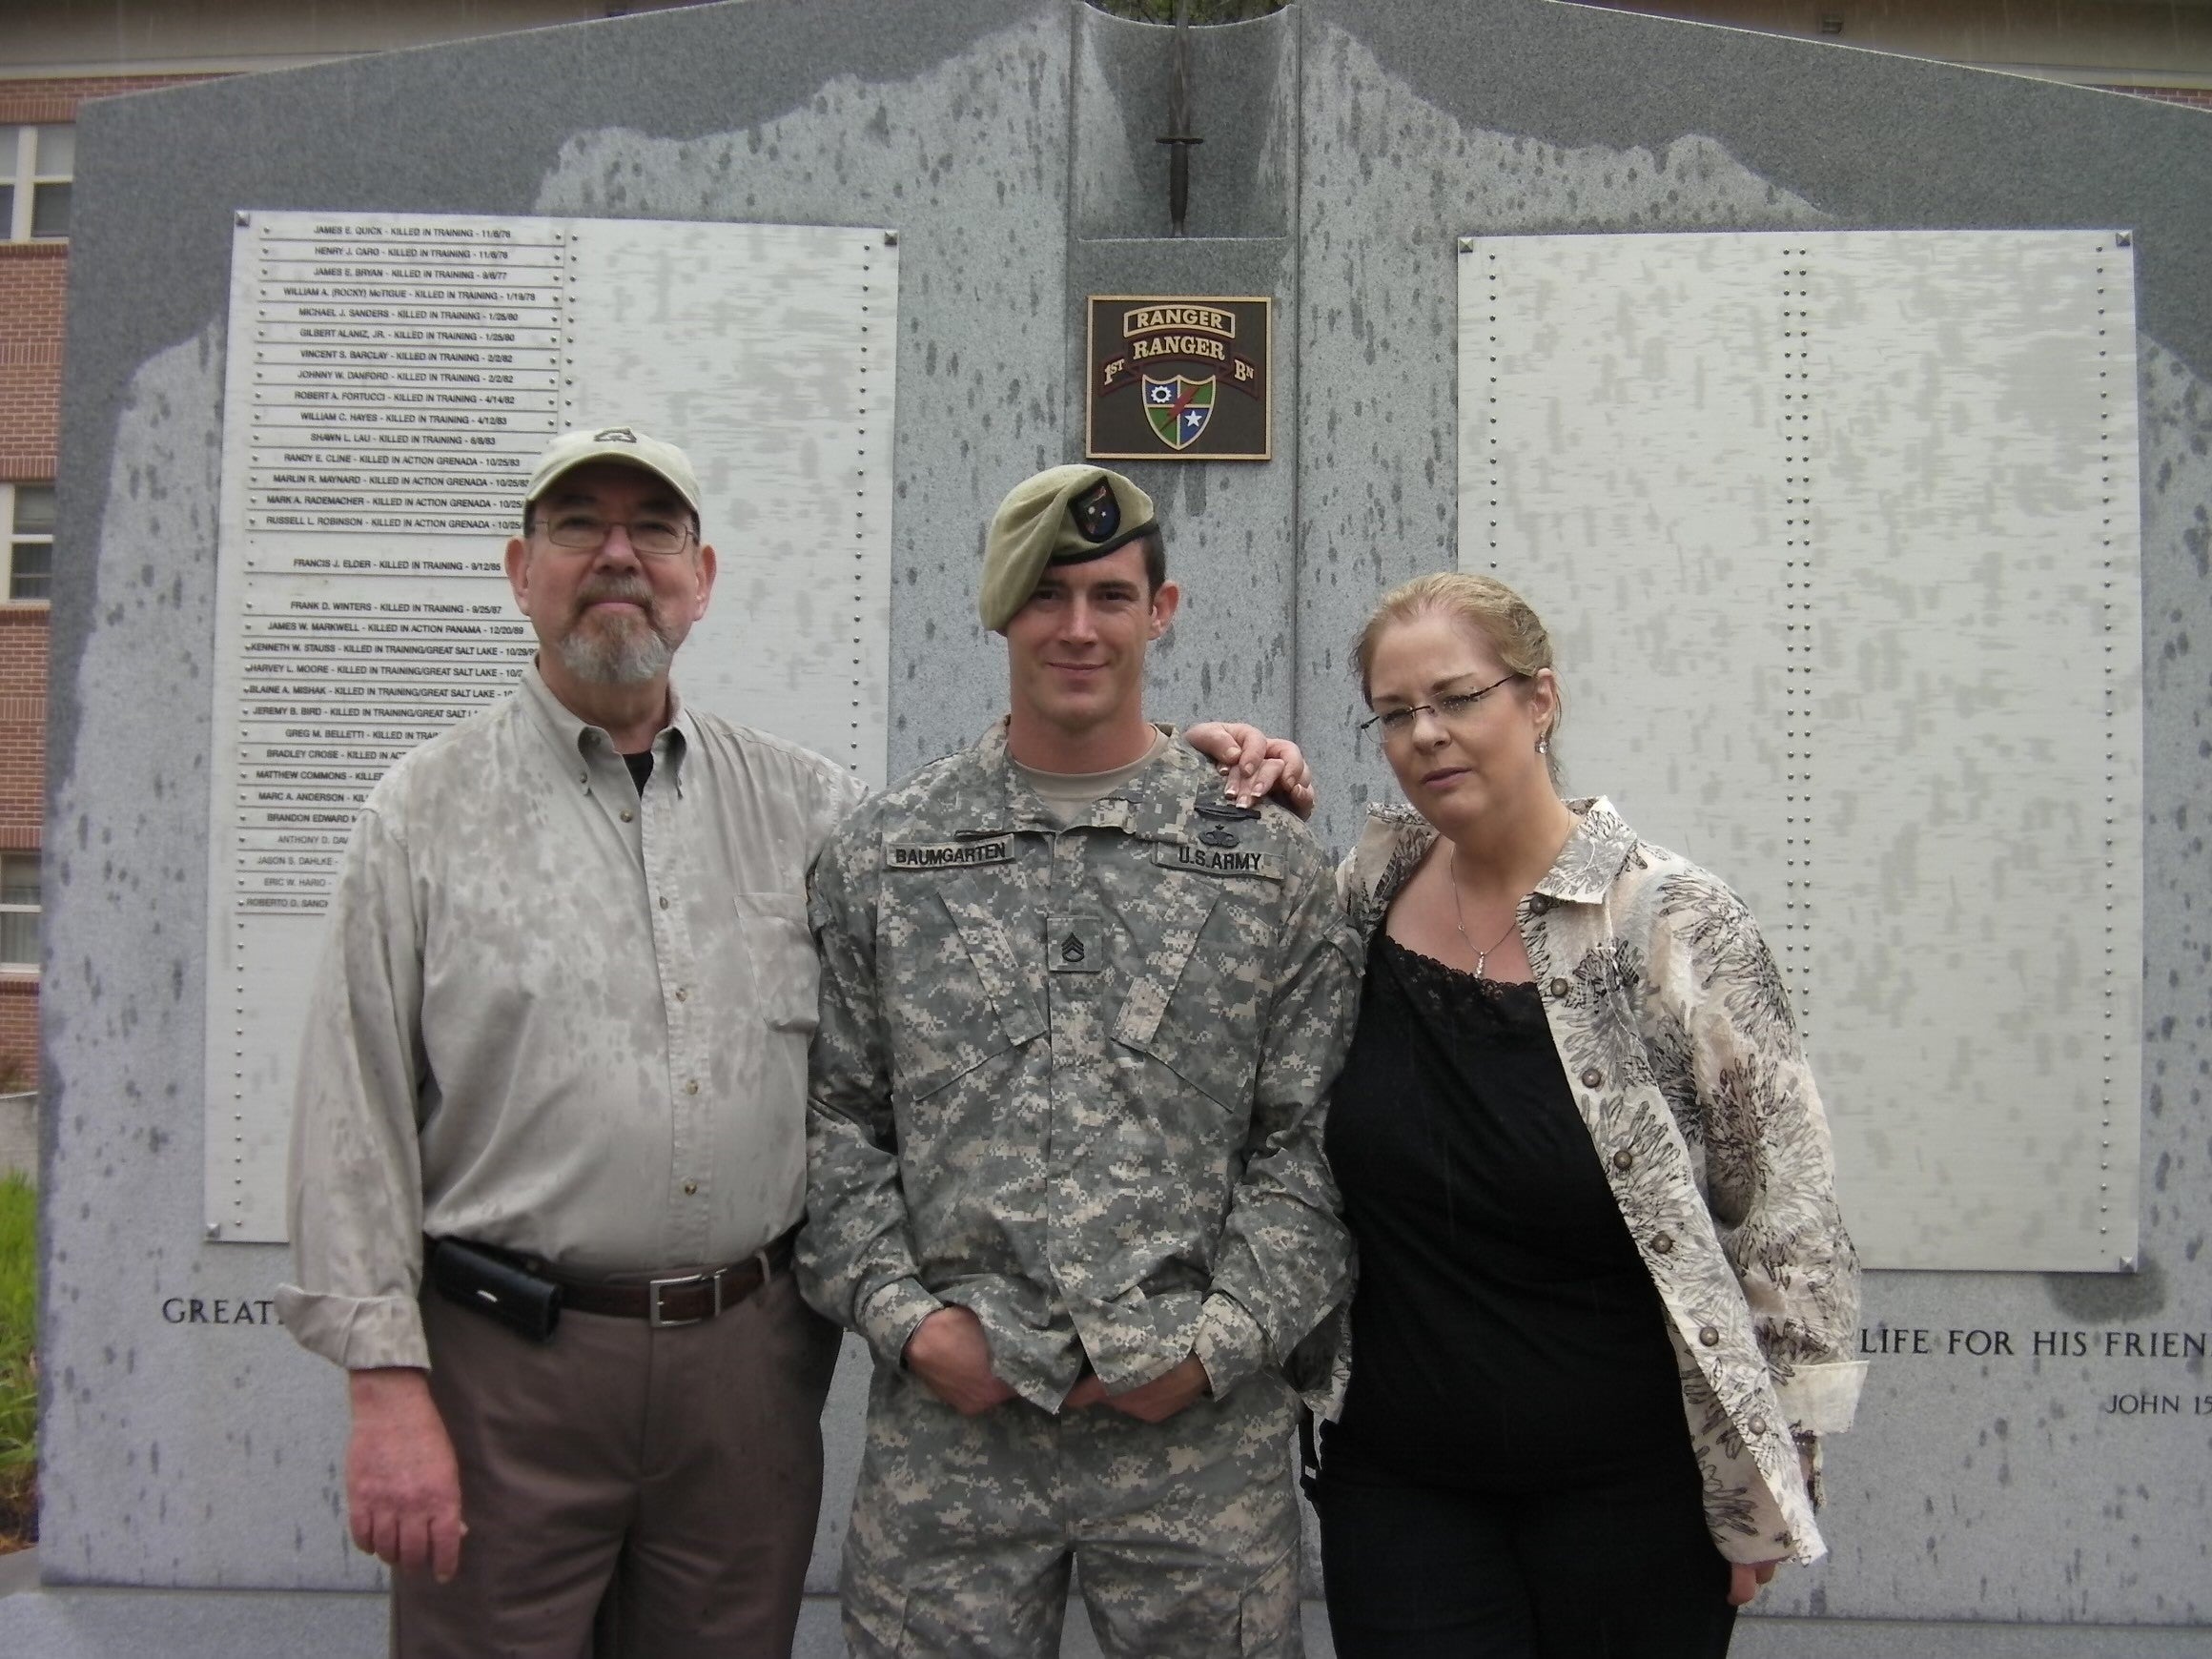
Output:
[1086, 295, 1271, 461]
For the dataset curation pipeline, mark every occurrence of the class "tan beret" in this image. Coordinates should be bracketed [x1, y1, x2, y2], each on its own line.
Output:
[978, 465, 1158, 631]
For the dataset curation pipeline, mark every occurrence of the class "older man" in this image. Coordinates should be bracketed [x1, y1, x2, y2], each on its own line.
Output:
[801, 465, 1360, 1658]
[276, 424, 858, 1656]
[277, 428, 1306, 1658]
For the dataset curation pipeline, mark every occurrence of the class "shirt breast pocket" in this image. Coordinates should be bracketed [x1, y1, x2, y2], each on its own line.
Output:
[885, 872, 1046, 1104]
[1113, 877, 1266, 1113]
[731, 891, 818, 1034]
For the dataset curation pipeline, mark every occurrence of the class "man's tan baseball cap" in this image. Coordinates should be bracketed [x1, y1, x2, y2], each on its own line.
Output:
[524, 424, 703, 516]
[978, 464, 1158, 631]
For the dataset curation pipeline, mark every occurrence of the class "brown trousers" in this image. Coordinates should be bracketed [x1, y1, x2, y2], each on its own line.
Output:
[393, 1266, 842, 1659]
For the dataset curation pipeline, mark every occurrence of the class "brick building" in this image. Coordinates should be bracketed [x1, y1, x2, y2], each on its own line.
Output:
[0, 0, 2203, 1102]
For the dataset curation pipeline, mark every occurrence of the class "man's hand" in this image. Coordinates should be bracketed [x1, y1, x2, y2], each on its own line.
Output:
[346, 1367, 466, 1582]
[1727, 1559, 1782, 1608]
[904, 1305, 1017, 1416]
[1184, 723, 1316, 819]
[1063, 1355, 1212, 1424]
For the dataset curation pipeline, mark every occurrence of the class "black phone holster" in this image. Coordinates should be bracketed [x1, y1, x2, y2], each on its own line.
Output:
[427, 1237, 563, 1342]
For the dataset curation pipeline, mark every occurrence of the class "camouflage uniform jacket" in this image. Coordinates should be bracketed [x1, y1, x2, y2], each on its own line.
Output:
[1339, 797, 1866, 1567]
[799, 722, 1361, 1413]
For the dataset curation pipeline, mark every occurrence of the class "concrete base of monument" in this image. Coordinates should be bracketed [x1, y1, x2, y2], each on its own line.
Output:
[0, 1567, 2207, 1659]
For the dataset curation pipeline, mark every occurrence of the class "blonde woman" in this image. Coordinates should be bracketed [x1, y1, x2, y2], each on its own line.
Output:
[1313, 572, 1863, 1658]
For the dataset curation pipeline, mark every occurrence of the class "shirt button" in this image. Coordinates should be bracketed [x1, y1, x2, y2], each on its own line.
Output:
[1699, 1325, 1721, 1347]
[1581, 1066, 1604, 1089]
[621, 809, 634, 823]
[686, 1079, 700, 1096]
[1611, 1149, 1633, 1173]
[577, 770, 588, 786]
[675, 987, 688, 1002]
[1749, 1415, 1769, 1436]
[659, 896, 669, 910]
[1548, 977, 1569, 998]
[682, 1179, 698, 1196]
[1651, 1231, 1673, 1254]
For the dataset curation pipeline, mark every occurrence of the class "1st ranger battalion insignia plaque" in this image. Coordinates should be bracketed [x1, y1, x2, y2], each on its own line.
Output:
[1086, 295, 1271, 461]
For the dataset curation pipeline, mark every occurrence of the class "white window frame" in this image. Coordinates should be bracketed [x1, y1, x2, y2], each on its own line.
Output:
[0, 850, 38, 975]
[1, 483, 52, 605]
[4, 123, 72, 243]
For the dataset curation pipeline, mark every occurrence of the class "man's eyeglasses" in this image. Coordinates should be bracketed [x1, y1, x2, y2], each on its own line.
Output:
[532, 511, 696, 559]
[1358, 673, 1523, 740]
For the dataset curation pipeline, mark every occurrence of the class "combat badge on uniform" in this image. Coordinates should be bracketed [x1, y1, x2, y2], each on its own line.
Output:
[1157, 793, 1279, 878]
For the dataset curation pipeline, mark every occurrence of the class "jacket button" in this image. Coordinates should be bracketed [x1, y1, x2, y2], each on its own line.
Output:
[1549, 977, 1569, 998]
[1611, 1149, 1633, 1173]
[1699, 1325, 1721, 1347]
[1651, 1232, 1673, 1254]
[1581, 1066, 1604, 1089]
[1749, 1415, 1769, 1436]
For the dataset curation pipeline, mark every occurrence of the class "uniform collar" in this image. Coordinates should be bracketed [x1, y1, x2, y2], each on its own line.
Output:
[973, 717, 1215, 841]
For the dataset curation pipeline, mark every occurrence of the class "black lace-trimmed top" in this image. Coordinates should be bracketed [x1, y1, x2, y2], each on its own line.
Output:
[1323, 930, 1687, 1493]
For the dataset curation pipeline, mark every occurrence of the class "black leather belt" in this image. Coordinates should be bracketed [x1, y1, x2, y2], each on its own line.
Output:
[440, 1228, 796, 1329]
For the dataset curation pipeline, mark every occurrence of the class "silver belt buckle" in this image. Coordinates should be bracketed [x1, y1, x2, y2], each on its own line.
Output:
[647, 1269, 722, 1328]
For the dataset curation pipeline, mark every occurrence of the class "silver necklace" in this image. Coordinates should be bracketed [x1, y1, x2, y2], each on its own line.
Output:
[1448, 849, 1519, 979]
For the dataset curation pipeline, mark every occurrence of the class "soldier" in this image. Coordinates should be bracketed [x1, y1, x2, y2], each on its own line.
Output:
[799, 464, 1362, 1658]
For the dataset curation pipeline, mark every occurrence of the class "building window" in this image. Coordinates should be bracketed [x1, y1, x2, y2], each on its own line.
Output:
[3, 485, 52, 604]
[0, 853, 37, 973]
[3, 123, 72, 242]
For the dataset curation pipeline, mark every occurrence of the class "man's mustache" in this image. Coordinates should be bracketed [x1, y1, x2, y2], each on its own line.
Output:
[574, 577, 655, 611]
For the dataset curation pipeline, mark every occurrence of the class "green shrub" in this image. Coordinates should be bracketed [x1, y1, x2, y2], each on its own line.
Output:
[0, 1171, 34, 1548]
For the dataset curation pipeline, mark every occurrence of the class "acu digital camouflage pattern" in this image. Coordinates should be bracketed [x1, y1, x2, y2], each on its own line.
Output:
[843, 1365, 1302, 1657]
[1339, 797, 1866, 1567]
[799, 724, 1361, 1408]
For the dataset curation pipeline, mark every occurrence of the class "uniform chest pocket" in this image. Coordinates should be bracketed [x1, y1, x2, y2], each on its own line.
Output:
[1112, 877, 1266, 1112]
[883, 871, 1045, 1103]
[731, 891, 818, 1034]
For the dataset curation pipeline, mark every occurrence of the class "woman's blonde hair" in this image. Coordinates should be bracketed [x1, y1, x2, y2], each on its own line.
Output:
[1352, 571, 1564, 783]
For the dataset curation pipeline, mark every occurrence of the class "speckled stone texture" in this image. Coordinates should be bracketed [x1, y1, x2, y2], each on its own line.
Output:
[41, 0, 2212, 1643]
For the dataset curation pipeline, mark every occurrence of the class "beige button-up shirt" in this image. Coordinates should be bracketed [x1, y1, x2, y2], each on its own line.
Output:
[277, 666, 866, 1372]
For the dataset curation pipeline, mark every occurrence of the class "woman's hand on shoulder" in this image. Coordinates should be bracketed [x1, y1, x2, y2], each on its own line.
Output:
[1185, 721, 1316, 817]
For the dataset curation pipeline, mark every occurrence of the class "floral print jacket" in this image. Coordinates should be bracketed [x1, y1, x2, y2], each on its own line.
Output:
[1338, 797, 1866, 1565]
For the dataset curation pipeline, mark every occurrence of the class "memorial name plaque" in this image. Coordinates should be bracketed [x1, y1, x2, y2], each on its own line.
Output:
[207, 212, 897, 1241]
[227, 215, 557, 926]
[1459, 230, 2143, 1273]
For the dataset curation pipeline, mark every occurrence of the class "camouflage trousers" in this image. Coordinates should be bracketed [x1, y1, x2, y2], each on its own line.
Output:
[841, 1363, 1305, 1659]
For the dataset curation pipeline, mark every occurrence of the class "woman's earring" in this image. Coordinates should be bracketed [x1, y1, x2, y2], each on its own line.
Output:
[1536, 736, 1550, 755]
